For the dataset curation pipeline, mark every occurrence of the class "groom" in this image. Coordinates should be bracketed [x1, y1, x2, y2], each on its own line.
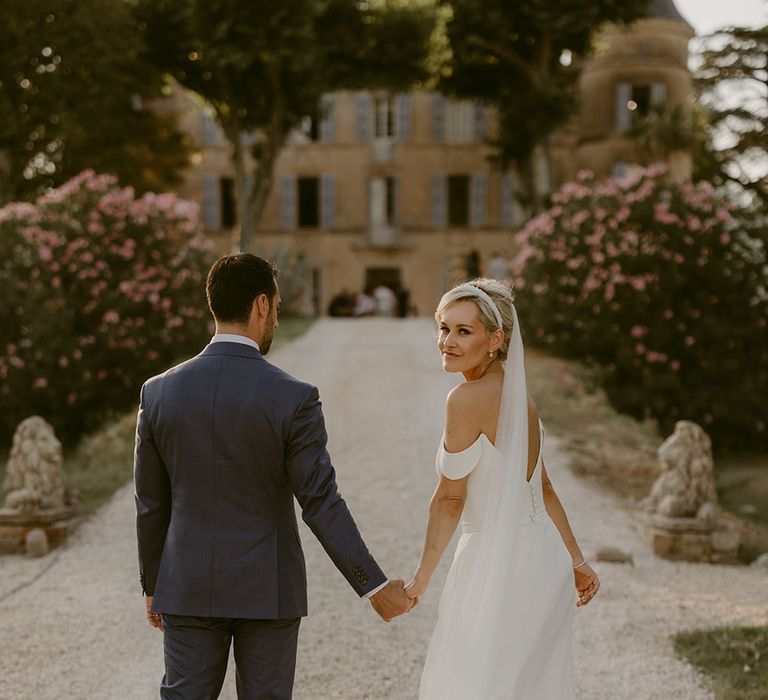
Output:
[134, 253, 414, 699]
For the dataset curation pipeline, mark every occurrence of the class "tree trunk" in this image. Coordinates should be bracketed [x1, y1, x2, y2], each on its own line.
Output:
[232, 59, 286, 253]
[0, 150, 13, 205]
[231, 131, 251, 252]
[235, 141, 280, 253]
[516, 141, 552, 217]
[228, 130, 280, 253]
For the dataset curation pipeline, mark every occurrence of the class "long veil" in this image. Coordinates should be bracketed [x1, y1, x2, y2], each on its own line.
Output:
[438, 304, 534, 694]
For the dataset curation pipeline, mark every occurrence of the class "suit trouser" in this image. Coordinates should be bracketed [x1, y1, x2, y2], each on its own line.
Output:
[160, 614, 301, 700]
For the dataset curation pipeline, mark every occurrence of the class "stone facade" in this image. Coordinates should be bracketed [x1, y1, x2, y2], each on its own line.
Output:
[170, 4, 694, 316]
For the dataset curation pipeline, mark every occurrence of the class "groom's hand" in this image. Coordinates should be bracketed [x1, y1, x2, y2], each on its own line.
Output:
[144, 596, 163, 631]
[369, 579, 416, 622]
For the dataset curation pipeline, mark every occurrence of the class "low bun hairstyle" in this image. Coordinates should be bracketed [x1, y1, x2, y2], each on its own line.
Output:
[435, 278, 515, 361]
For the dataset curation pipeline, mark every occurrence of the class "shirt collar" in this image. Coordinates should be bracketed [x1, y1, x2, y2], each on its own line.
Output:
[210, 333, 260, 352]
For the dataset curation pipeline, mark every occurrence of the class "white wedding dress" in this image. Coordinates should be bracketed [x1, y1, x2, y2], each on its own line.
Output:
[419, 419, 577, 699]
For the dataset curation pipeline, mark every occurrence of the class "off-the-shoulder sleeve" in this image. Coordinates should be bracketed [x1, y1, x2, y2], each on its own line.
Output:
[435, 436, 483, 480]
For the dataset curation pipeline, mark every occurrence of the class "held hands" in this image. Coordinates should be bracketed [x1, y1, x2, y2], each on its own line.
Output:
[404, 574, 428, 600]
[574, 562, 600, 607]
[369, 579, 418, 622]
[144, 595, 163, 631]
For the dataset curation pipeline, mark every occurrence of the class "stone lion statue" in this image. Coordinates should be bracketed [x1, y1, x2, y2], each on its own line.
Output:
[646, 420, 717, 519]
[2, 416, 70, 511]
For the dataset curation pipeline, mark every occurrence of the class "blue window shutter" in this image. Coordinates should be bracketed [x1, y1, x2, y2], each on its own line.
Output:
[394, 176, 401, 226]
[320, 94, 335, 143]
[202, 113, 222, 145]
[500, 172, 513, 228]
[473, 102, 486, 142]
[202, 174, 221, 231]
[651, 82, 667, 105]
[500, 171, 520, 228]
[432, 95, 446, 142]
[321, 174, 336, 229]
[431, 173, 447, 229]
[470, 172, 487, 229]
[356, 92, 373, 142]
[616, 82, 632, 132]
[395, 94, 412, 142]
[280, 175, 297, 231]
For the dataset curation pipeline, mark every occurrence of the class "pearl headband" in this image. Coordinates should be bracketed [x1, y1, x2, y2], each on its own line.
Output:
[454, 283, 504, 330]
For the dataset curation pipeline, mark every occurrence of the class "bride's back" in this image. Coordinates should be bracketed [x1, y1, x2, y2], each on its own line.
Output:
[451, 369, 541, 482]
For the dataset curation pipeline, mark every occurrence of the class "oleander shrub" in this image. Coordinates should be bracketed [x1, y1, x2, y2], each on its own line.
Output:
[510, 165, 768, 450]
[0, 170, 215, 444]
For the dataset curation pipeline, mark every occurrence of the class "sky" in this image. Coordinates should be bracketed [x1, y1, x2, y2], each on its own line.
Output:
[675, 0, 767, 34]
[674, 0, 766, 182]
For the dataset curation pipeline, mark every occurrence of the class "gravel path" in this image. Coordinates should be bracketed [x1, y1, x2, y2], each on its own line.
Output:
[0, 318, 765, 699]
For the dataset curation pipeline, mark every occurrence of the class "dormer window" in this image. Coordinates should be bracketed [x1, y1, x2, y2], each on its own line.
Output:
[627, 85, 652, 116]
[616, 81, 667, 132]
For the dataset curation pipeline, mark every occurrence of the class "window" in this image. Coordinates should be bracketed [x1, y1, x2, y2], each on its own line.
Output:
[446, 101, 474, 143]
[298, 115, 320, 142]
[374, 95, 396, 138]
[616, 82, 666, 132]
[627, 85, 652, 117]
[448, 175, 470, 227]
[290, 95, 334, 144]
[369, 176, 398, 235]
[298, 177, 320, 228]
[385, 177, 397, 225]
[220, 177, 236, 228]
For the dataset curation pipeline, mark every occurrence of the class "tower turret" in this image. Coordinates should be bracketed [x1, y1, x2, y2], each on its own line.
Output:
[571, 0, 695, 182]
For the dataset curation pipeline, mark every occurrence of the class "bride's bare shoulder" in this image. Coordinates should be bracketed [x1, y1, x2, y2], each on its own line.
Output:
[446, 379, 491, 412]
[445, 382, 478, 418]
[445, 374, 502, 423]
[444, 382, 485, 443]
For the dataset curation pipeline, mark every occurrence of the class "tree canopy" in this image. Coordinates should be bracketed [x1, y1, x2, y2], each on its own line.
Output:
[0, 0, 191, 204]
[137, 0, 438, 251]
[694, 24, 768, 205]
[438, 0, 652, 208]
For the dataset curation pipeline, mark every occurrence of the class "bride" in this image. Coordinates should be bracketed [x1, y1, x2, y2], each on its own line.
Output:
[405, 278, 600, 699]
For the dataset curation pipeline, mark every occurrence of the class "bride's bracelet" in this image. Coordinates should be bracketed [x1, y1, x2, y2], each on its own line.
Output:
[572, 559, 588, 569]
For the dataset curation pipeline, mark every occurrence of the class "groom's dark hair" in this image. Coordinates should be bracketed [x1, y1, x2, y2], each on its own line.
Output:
[206, 253, 278, 324]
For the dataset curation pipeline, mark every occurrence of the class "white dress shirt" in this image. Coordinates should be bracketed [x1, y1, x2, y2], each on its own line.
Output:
[210, 333, 260, 351]
[210, 333, 387, 600]
[365, 580, 389, 599]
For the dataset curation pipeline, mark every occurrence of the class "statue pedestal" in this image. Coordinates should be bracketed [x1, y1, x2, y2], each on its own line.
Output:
[645, 514, 740, 564]
[0, 506, 81, 555]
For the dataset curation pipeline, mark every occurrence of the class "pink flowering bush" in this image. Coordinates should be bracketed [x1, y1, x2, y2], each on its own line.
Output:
[0, 170, 215, 444]
[510, 165, 768, 450]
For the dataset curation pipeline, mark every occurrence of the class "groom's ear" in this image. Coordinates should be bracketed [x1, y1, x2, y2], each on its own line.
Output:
[254, 293, 270, 319]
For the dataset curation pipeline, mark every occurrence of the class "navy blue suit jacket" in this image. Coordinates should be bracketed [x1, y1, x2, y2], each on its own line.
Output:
[134, 341, 386, 619]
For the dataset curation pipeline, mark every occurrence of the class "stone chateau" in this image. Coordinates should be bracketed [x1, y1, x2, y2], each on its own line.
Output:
[171, 0, 694, 315]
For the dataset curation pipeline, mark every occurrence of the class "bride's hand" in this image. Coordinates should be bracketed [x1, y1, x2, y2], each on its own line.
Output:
[574, 562, 599, 607]
[404, 575, 428, 600]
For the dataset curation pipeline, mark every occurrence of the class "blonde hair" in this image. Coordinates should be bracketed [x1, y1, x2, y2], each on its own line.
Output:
[435, 278, 515, 360]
